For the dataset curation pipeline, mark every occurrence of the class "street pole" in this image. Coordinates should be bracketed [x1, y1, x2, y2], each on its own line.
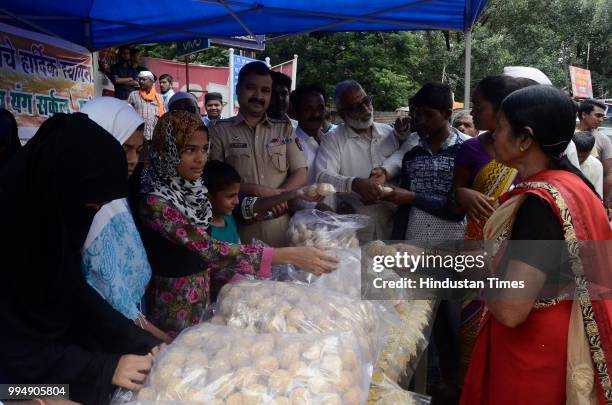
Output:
[229, 48, 235, 116]
[586, 42, 590, 70]
[291, 54, 298, 91]
[463, 29, 472, 110]
[184, 56, 190, 93]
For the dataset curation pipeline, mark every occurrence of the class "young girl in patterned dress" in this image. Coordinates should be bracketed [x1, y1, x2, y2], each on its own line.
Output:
[137, 110, 337, 337]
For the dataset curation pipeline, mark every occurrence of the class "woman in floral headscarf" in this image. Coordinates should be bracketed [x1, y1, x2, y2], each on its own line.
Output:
[137, 110, 337, 337]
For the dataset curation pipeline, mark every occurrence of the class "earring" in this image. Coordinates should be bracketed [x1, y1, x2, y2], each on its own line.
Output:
[520, 146, 525, 152]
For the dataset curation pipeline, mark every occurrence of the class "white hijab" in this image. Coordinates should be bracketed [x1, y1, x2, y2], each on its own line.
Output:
[81, 96, 145, 246]
[80, 97, 151, 321]
[80, 96, 144, 145]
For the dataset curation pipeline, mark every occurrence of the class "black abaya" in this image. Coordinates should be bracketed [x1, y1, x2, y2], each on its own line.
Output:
[0, 108, 21, 169]
[0, 113, 160, 404]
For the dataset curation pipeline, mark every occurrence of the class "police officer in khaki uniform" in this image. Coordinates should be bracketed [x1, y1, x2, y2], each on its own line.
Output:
[209, 62, 307, 247]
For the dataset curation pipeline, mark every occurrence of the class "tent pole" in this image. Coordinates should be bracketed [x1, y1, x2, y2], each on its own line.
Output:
[229, 48, 235, 116]
[463, 28, 472, 110]
[185, 56, 190, 93]
[291, 54, 298, 91]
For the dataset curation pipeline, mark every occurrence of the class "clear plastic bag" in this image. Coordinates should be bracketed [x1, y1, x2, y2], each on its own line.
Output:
[114, 323, 372, 404]
[308, 248, 362, 298]
[212, 279, 397, 362]
[368, 372, 431, 405]
[276, 247, 434, 384]
[287, 209, 368, 249]
[279, 248, 362, 296]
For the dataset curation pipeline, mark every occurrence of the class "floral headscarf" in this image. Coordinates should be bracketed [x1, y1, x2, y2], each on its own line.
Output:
[142, 110, 212, 227]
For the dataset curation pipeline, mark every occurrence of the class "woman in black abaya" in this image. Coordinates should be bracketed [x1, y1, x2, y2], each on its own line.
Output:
[0, 113, 161, 404]
[0, 108, 21, 168]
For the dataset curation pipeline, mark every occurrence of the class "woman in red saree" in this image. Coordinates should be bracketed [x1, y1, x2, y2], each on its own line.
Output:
[461, 85, 612, 405]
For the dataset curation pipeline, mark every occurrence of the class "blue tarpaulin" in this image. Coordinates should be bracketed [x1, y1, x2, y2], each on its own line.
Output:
[0, 0, 487, 50]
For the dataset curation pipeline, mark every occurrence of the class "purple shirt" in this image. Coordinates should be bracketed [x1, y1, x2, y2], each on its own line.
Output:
[454, 136, 492, 187]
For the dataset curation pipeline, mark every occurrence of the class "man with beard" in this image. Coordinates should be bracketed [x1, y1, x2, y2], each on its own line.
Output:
[314, 80, 408, 242]
[209, 62, 307, 247]
[158, 74, 175, 112]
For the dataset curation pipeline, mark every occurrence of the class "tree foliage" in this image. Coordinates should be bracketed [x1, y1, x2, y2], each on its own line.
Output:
[139, 0, 611, 110]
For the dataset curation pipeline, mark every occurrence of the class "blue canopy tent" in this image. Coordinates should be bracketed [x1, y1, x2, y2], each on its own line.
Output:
[0, 0, 488, 104]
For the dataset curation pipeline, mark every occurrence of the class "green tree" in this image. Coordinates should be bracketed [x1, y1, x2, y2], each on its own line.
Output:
[137, 42, 229, 66]
[140, 0, 611, 107]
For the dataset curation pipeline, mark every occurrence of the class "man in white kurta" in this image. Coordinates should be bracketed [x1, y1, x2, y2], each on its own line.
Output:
[314, 80, 406, 242]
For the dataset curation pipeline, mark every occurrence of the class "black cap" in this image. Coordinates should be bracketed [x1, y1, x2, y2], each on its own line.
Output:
[205, 92, 223, 103]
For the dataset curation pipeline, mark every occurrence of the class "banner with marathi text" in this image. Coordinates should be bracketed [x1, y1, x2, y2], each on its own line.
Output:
[569, 66, 593, 99]
[0, 23, 94, 139]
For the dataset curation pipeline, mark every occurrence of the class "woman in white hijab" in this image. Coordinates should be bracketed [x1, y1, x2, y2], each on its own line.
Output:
[80, 97, 171, 343]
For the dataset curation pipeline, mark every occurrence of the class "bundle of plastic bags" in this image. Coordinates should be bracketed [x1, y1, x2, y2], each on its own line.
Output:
[374, 300, 435, 382]
[211, 279, 398, 361]
[276, 247, 435, 385]
[287, 209, 368, 249]
[112, 323, 372, 404]
[368, 372, 431, 405]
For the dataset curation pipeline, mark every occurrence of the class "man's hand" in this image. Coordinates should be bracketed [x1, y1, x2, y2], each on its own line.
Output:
[369, 167, 388, 186]
[294, 186, 326, 203]
[352, 177, 383, 204]
[380, 186, 415, 205]
[270, 202, 288, 218]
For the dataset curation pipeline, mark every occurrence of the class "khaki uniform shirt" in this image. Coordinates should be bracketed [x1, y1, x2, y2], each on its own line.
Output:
[209, 113, 307, 247]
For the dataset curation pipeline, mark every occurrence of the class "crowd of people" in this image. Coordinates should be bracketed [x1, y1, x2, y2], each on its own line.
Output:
[0, 54, 611, 405]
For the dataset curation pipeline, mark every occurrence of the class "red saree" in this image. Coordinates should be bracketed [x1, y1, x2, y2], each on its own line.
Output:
[461, 169, 612, 405]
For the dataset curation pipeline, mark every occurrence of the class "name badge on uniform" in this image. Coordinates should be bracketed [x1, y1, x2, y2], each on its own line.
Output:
[230, 143, 247, 148]
[266, 137, 291, 148]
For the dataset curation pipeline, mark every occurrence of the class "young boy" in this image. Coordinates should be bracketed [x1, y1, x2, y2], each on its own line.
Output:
[574, 131, 603, 199]
[202, 160, 325, 300]
[202, 160, 326, 243]
[202, 160, 242, 244]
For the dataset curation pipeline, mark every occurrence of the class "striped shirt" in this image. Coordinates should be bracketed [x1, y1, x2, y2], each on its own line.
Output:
[127, 91, 161, 140]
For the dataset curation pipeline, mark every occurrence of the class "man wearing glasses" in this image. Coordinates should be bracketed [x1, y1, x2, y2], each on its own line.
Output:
[314, 80, 410, 242]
